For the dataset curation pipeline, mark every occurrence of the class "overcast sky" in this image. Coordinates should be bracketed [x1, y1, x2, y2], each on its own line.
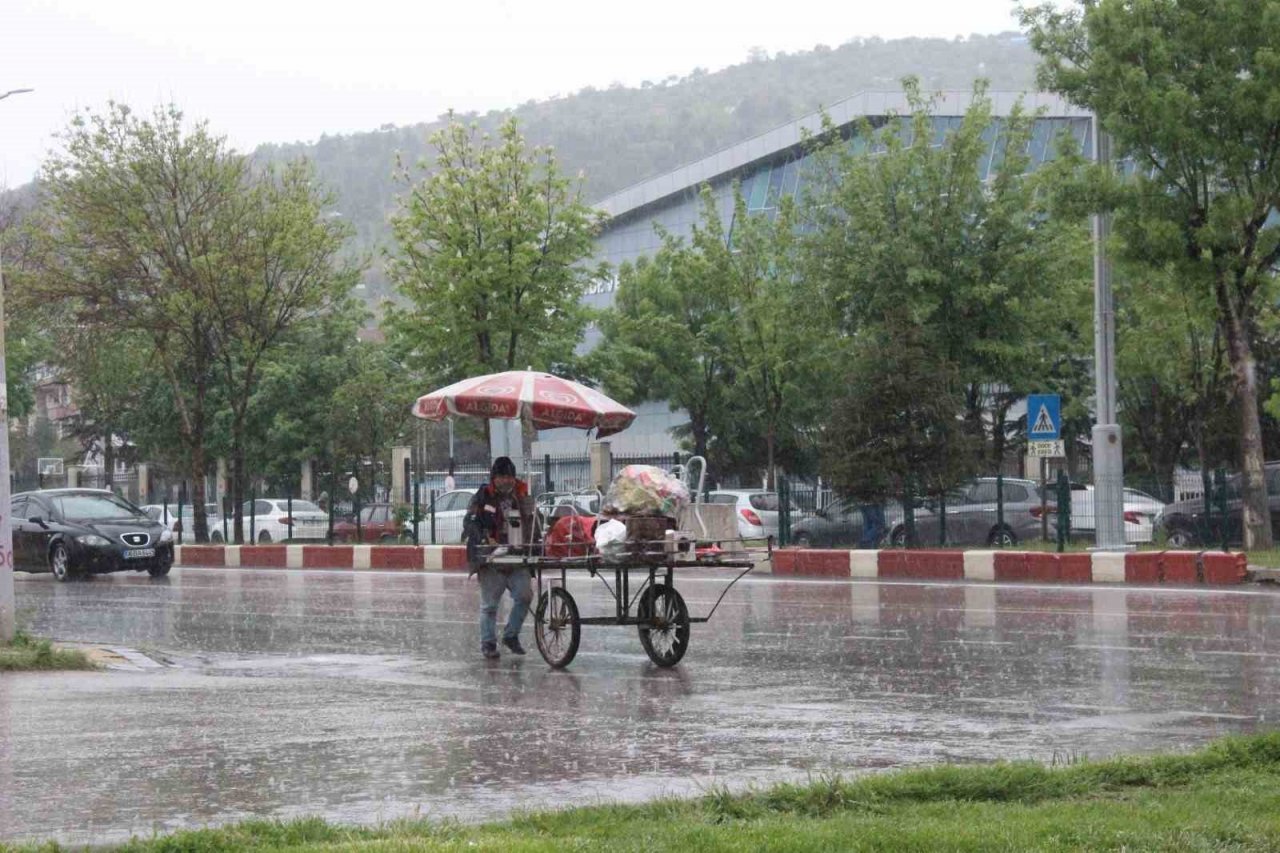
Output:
[2, 0, 1024, 186]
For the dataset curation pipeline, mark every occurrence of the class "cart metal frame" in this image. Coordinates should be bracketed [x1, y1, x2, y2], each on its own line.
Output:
[483, 545, 762, 668]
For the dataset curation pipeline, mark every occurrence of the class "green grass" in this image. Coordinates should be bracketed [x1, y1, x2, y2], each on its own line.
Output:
[1243, 548, 1280, 569]
[0, 630, 97, 672]
[9, 732, 1280, 851]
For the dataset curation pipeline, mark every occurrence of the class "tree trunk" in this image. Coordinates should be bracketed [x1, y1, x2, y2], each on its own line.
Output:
[232, 445, 247, 545]
[1220, 296, 1273, 549]
[190, 437, 209, 543]
[691, 412, 708, 460]
[232, 437, 247, 545]
[765, 426, 776, 490]
[102, 430, 114, 488]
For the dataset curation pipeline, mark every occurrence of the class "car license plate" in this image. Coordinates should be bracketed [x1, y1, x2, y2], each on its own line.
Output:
[124, 548, 156, 559]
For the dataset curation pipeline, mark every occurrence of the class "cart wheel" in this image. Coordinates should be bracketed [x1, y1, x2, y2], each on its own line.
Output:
[534, 587, 580, 669]
[637, 585, 690, 667]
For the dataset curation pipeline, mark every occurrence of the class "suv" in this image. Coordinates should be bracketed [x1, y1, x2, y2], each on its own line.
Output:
[888, 478, 1049, 547]
[1157, 463, 1280, 548]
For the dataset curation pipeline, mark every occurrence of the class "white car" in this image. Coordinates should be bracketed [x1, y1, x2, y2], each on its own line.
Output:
[412, 489, 475, 544]
[706, 490, 795, 540]
[241, 498, 329, 543]
[140, 503, 224, 543]
[1069, 485, 1165, 544]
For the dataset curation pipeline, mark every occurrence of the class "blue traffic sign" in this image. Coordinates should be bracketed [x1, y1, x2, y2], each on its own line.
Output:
[1027, 394, 1061, 440]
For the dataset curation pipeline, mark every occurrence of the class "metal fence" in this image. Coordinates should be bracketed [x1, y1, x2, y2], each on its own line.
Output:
[777, 471, 1235, 551]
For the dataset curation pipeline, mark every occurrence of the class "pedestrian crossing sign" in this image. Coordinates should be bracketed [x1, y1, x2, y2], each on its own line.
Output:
[1026, 394, 1061, 440]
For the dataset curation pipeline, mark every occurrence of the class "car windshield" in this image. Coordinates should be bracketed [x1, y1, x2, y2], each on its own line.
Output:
[284, 500, 322, 513]
[50, 493, 146, 521]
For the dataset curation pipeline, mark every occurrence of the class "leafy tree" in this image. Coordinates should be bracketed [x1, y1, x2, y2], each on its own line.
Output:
[324, 343, 416, 501]
[385, 116, 605, 452]
[0, 186, 52, 421]
[52, 325, 150, 487]
[1115, 260, 1234, 500]
[591, 186, 823, 484]
[33, 103, 356, 541]
[589, 222, 735, 461]
[803, 80, 1090, 490]
[691, 188, 819, 487]
[1023, 0, 1280, 547]
[822, 317, 981, 509]
[242, 307, 368, 484]
[204, 161, 361, 542]
[33, 104, 225, 537]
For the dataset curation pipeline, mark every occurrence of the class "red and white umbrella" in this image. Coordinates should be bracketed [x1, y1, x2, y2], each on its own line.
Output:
[412, 370, 636, 438]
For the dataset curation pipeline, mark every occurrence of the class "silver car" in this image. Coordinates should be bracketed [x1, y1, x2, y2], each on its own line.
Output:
[887, 478, 1051, 547]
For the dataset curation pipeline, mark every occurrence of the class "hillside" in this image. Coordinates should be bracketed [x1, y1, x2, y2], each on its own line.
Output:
[252, 32, 1040, 303]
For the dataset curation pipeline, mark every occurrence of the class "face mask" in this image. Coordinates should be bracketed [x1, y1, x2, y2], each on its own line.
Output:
[494, 477, 515, 495]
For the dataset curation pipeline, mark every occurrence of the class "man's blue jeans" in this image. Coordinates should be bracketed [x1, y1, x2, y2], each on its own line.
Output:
[478, 567, 533, 647]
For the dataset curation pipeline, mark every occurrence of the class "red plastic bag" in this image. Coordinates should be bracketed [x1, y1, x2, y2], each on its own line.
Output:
[545, 515, 598, 559]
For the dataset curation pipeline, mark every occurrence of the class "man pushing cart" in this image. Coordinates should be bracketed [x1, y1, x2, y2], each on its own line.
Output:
[412, 370, 766, 669]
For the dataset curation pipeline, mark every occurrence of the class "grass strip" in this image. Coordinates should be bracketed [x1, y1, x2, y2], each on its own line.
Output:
[7, 731, 1280, 851]
[0, 630, 97, 672]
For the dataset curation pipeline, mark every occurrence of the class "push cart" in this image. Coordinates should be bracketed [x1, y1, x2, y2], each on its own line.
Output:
[480, 457, 766, 668]
[486, 544, 762, 668]
[410, 370, 765, 668]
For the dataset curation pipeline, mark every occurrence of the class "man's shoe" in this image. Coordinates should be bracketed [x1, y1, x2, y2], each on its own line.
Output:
[481, 642, 500, 659]
[501, 635, 526, 655]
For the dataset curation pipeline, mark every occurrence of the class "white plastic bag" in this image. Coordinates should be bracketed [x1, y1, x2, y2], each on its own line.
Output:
[593, 518, 628, 560]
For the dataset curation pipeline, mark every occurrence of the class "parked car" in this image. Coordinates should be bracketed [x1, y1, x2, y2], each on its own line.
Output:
[140, 503, 224, 543]
[333, 502, 406, 543]
[791, 499, 911, 548]
[412, 489, 476, 544]
[241, 498, 329, 543]
[706, 490, 797, 540]
[887, 478, 1049, 547]
[1068, 485, 1163, 544]
[11, 488, 174, 581]
[1157, 463, 1280, 548]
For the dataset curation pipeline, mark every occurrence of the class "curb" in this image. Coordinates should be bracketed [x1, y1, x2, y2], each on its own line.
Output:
[176, 543, 473, 572]
[171, 544, 1249, 586]
[770, 548, 1249, 585]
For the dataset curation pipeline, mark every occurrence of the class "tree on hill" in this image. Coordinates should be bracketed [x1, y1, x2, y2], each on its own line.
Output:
[252, 32, 1040, 301]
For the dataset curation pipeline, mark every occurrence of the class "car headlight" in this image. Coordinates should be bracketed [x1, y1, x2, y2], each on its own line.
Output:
[77, 534, 110, 546]
[160, 529, 174, 543]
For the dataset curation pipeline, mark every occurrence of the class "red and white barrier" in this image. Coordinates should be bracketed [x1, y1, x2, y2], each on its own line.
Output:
[770, 548, 1249, 585]
[172, 544, 1250, 585]
[175, 543, 473, 572]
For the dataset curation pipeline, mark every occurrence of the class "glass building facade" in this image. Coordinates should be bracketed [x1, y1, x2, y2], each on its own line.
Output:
[532, 91, 1094, 456]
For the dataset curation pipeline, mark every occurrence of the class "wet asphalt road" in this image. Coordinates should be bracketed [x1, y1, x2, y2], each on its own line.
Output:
[3, 567, 1280, 846]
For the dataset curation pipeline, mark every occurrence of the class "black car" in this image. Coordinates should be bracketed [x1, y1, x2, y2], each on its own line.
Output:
[1157, 462, 1280, 548]
[11, 489, 175, 581]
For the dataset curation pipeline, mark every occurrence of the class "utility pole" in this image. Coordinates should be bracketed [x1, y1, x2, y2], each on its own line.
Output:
[1092, 117, 1128, 550]
[0, 87, 34, 642]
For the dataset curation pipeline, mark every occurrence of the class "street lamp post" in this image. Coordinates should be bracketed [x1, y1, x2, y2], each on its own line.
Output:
[1092, 118, 1128, 550]
[0, 86, 33, 642]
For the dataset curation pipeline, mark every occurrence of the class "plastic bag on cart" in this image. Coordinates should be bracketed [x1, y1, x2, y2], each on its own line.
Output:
[545, 515, 599, 559]
[603, 465, 691, 517]
[594, 518, 628, 560]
